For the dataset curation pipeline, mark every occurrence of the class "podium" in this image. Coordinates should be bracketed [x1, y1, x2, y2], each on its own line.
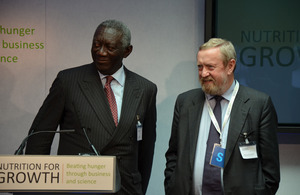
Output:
[0, 155, 120, 193]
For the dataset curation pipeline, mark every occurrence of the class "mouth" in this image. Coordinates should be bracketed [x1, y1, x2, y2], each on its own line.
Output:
[201, 78, 214, 83]
[95, 58, 110, 64]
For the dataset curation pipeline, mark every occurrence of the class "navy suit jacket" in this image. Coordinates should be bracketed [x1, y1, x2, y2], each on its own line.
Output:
[164, 85, 280, 195]
[25, 63, 157, 195]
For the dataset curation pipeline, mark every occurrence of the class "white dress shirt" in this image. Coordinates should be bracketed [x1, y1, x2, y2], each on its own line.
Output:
[98, 66, 125, 122]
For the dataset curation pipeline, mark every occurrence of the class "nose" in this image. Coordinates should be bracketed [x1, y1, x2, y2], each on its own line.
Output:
[199, 67, 209, 78]
[97, 46, 107, 56]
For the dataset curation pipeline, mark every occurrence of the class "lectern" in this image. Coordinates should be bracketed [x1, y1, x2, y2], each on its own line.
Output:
[0, 155, 120, 193]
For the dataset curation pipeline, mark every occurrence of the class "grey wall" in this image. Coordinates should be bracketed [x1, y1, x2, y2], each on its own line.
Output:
[0, 0, 299, 195]
[0, 0, 203, 194]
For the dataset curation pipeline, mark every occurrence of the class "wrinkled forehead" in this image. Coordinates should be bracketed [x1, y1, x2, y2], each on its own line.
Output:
[93, 27, 123, 45]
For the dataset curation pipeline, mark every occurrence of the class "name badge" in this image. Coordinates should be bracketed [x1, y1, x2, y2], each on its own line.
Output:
[136, 120, 142, 141]
[210, 144, 225, 168]
[239, 141, 258, 159]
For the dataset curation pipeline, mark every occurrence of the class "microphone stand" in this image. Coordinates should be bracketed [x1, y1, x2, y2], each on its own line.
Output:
[14, 129, 75, 155]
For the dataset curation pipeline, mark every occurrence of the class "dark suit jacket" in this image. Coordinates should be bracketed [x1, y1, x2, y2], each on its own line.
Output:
[25, 63, 157, 195]
[164, 85, 280, 195]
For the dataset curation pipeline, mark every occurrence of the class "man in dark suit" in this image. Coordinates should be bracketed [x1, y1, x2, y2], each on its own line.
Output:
[25, 20, 157, 195]
[164, 38, 280, 195]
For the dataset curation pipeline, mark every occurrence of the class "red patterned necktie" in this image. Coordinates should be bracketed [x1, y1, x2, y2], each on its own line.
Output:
[104, 76, 118, 126]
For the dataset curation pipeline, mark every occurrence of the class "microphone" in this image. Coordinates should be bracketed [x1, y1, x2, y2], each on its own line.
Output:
[82, 127, 100, 156]
[14, 129, 75, 155]
[72, 102, 100, 156]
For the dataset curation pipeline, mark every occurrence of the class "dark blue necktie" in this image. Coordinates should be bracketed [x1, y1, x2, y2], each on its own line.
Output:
[202, 96, 223, 195]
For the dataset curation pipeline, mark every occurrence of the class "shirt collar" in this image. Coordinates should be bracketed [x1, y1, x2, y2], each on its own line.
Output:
[206, 80, 236, 101]
[222, 80, 236, 101]
[98, 65, 125, 87]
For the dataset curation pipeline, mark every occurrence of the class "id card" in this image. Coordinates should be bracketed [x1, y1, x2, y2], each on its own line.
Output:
[210, 144, 225, 168]
[136, 121, 143, 141]
[239, 141, 258, 159]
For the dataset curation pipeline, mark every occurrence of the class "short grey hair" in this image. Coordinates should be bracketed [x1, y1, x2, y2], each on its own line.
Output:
[199, 38, 236, 66]
[95, 19, 131, 48]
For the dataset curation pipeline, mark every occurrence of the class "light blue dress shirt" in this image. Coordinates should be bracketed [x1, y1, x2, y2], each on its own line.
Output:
[193, 80, 237, 195]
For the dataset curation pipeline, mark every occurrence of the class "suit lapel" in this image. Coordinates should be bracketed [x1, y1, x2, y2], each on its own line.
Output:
[116, 68, 143, 134]
[101, 68, 144, 151]
[224, 86, 250, 167]
[189, 90, 205, 169]
[78, 63, 116, 135]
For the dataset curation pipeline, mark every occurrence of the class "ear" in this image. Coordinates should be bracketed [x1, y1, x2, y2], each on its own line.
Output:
[227, 59, 236, 75]
[123, 45, 133, 58]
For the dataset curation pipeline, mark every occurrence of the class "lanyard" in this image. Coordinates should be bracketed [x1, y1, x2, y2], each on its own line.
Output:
[205, 81, 240, 141]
